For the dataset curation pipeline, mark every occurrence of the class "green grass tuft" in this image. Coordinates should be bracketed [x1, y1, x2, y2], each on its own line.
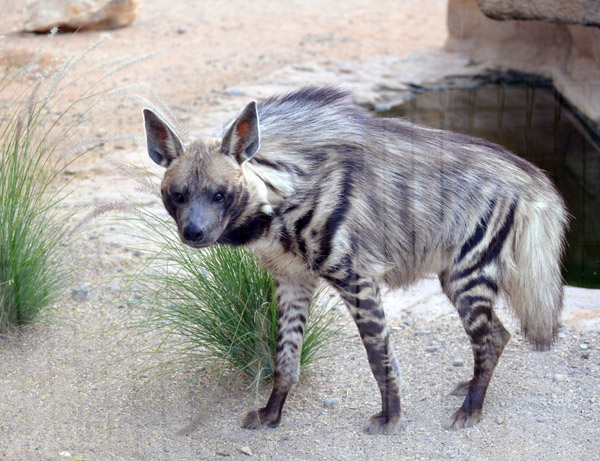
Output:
[0, 73, 71, 332]
[0, 32, 153, 334]
[122, 208, 341, 388]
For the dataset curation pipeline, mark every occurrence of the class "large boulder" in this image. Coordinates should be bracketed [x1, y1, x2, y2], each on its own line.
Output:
[476, 0, 600, 27]
[23, 0, 141, 33]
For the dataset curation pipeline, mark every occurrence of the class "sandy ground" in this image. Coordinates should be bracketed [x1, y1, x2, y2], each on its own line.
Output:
[1, 1, 599, 460]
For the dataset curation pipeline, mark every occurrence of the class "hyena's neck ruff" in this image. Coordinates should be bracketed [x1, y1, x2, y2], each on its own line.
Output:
[144, 86, 567, 434]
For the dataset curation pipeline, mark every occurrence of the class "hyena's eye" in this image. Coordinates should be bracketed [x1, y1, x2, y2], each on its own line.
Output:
[173, 192, 184, 204]
[213, 192, 225, 202]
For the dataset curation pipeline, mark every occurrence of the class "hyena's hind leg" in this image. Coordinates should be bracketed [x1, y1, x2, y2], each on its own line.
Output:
[242, 277, 316, 429]
[328, 271, 402, 435]
[439, 269, 511, 430]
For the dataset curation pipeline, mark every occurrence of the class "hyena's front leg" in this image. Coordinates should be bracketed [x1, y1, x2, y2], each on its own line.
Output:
[330, 273, 401, 435]
[241, 277, 316, 429]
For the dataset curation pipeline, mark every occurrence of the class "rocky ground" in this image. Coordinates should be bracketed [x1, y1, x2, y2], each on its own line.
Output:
[1, 1, 599, 459]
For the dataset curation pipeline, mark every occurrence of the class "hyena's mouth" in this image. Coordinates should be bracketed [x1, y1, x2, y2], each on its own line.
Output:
[181, 240, 211, 249]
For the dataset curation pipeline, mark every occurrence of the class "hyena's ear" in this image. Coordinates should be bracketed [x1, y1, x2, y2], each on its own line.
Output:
[143, 108, 184, 168]
[220, 101, 260, 164]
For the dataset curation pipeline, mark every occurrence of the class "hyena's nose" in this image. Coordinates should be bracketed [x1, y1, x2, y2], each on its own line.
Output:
[183, 223, 204, 243]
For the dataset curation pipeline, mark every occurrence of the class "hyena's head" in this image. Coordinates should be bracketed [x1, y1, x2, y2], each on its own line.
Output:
[143, 102, 269, 248]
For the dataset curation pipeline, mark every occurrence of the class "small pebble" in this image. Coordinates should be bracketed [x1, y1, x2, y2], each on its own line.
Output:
[425, 345, 438, 353]
[557, 331, 568, 339]
[453, 358, 465, 367]
[415, 329, 431, 336]
[71, 284, 90, 301]
[553, 374, 565, 383]
[324, 397, 341, 408]
[240, 446, 253, 456]
[216, 450, 230, 457]
[495, 415, 505, 425]
[581, 351, 590, 359]
[177, 26, 187, 34]
[108, 285, 122, 292]
[579, 344, 589, 350]
[133, 250, 144, 257]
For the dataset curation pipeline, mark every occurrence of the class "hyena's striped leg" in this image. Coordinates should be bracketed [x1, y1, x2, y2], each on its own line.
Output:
[329, 273, 401, 435]
[440, 270, 510, 430]
[241, 278, 316, 429]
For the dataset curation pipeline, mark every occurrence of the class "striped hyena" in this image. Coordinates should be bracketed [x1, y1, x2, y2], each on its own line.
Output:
[143, 87, 567, 434]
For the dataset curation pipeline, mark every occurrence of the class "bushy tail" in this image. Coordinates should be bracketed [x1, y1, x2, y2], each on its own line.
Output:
[504, 195, 568, 351]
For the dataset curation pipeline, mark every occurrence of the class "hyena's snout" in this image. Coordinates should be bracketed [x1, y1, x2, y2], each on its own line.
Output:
[182, 221, 205, 244]
[178, 206, 223, 248]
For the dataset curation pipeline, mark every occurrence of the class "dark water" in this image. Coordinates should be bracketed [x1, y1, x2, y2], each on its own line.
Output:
[380, 75, 600, 288]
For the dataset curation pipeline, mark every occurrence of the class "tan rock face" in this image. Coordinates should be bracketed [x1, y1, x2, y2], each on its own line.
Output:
[476, 0, 600, 27]
[447, 0, 600, 127]
[22, 0, 141, 32]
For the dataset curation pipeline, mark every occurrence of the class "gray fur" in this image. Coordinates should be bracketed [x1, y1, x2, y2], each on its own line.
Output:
[145, 87, 568, 433]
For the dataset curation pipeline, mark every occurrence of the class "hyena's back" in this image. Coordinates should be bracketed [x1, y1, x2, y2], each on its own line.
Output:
[252, 88, 567, 349]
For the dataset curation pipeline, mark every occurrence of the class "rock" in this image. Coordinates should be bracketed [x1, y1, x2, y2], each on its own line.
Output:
[22, 0, 141, 33]
[476, 0, 600, 27]
[581, 351, 590, 359]
[453, 357, 465, 367]
[415, 329, 431, 336]
[177, 26, 187, 34]
[324, 397, 341, 408]
[240, 446, 253, 456]
[495, 415, 505, 425]
[71, 284, 90, 300]
[425, 345, 438, 353]
[553, 374, 565, 383]
[216, 450, 230, 457]
[579, 343, 589, 350]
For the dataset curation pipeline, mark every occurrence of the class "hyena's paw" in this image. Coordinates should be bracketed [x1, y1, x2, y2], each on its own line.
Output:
[443, 408, 482, 430]
[241, 408, 280, 430]
[449, 380, 471, 396]
[364, 412, 402, 435]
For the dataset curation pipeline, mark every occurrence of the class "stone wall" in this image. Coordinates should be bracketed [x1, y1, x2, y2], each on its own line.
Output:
[446, 0, 600, 127]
